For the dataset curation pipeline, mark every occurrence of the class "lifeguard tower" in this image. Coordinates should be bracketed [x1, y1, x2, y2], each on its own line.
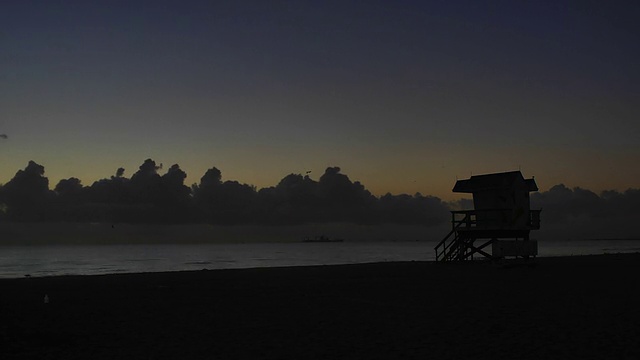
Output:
[435, 171, 541, 261]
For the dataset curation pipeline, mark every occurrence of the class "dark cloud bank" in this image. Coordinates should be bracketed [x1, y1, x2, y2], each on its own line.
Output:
[0, 160, 447, 226]
[1, 160, 639, 242]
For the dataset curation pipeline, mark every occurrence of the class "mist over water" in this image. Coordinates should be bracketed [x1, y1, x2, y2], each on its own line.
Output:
[1, 240, 638, 279]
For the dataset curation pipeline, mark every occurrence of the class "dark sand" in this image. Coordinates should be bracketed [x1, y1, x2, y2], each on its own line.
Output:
[2, 254, 640, 359]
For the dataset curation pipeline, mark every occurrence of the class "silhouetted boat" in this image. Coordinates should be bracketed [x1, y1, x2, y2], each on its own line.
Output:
[302, 235, 344, 243]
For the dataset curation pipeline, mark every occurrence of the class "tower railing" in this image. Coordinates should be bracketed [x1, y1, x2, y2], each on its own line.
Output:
[450, 209, 541, 230]
[435, 209, 541, 261]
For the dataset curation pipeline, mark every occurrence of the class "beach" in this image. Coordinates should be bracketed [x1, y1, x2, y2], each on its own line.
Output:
[2, 254, 640, 359]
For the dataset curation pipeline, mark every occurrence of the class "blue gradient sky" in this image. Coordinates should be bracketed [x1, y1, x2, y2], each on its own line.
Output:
[1, 1, 638, 200]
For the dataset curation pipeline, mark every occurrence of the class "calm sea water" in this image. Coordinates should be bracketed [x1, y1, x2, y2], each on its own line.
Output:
[1, 240, 639, 279]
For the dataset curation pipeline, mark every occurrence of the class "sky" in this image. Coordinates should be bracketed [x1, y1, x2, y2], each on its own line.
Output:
[1, 0, 638, 200]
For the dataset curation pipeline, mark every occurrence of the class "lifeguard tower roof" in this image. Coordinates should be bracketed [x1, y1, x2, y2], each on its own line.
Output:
[452, 171, 538, 193]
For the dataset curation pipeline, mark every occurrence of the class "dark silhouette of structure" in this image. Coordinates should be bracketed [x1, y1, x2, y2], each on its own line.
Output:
[435, 171, 541, 261]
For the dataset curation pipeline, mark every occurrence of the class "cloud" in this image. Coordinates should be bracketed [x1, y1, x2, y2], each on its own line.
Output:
[4, 159, 637, 241]
[0, 134, 7, 139]
[0, 161, 51, 221]
[530, 185, 640, 240]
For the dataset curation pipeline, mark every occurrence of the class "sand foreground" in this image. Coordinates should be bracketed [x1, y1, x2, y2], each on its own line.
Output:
[2, 253, 640, 359]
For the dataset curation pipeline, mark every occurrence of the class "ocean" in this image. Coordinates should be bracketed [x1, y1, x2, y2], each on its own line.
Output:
[1, 240, 639, 279]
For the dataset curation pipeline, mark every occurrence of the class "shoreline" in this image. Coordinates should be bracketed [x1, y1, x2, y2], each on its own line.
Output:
[2, 251, 640, 281]
[2, 253, 640, 359]
[0, 251, 638, 280]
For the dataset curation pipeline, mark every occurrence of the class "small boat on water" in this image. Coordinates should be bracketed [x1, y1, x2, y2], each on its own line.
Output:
[302, 235, 344, 243]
